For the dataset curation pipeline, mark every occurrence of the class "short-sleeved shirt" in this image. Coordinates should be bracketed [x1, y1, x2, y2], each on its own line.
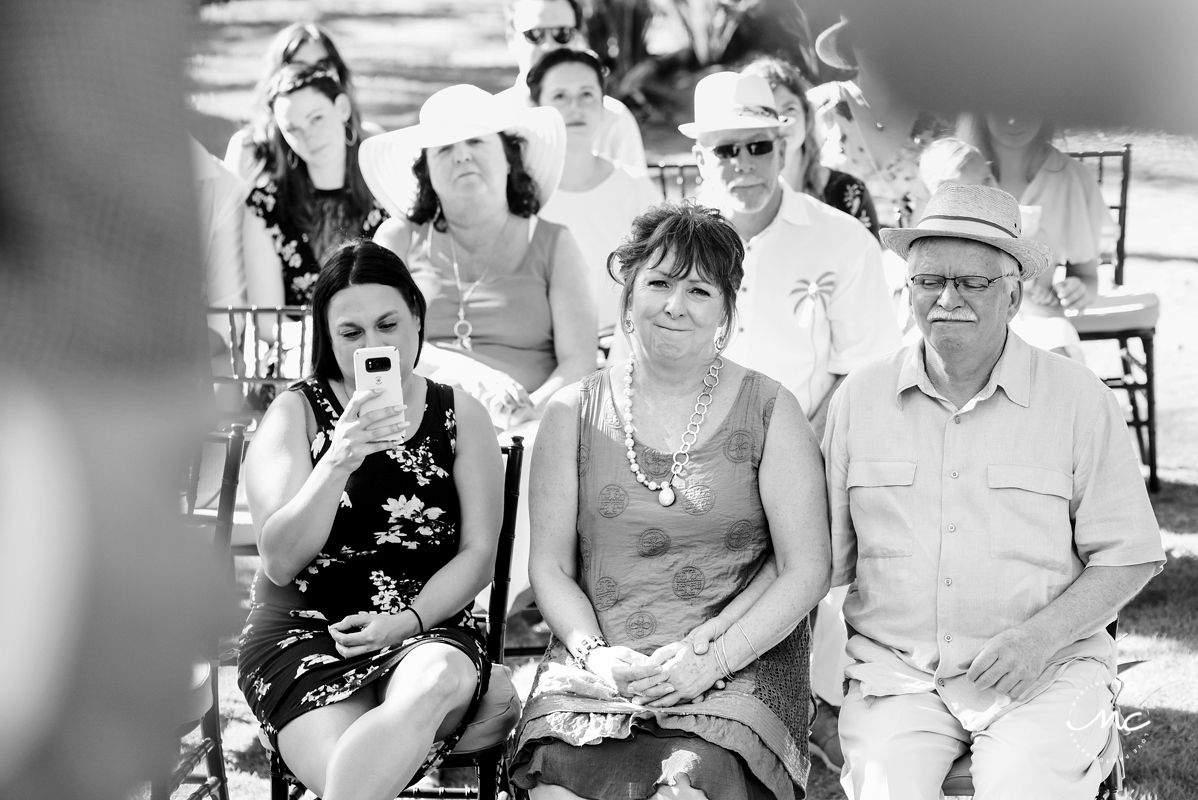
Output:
[823, 333, 1165, 731]
[714, 185, 902, 415]
[1022, 145, 1116, 267]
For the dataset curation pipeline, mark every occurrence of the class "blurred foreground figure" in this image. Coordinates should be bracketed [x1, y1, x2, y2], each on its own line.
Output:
[0, 2, 219, 798]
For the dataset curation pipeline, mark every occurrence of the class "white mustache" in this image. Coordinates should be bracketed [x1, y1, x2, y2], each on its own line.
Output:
[927, 309, 978, 322]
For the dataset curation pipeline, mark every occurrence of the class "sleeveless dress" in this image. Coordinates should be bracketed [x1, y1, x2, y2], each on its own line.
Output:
[236, 377, 488, 779]
[244, 180, 388, 305]
[405, 218, 563, 393]
[511, 369, 813, 800]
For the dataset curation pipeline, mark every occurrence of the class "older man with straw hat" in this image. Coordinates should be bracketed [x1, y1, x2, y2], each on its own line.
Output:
[823, 183, 1164, 799]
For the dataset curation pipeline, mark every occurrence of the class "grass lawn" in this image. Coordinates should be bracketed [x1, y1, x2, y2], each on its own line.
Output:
[188, 2, 1198, 798]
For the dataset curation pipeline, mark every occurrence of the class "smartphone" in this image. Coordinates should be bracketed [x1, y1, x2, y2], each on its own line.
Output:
[352, 345, 406, 441]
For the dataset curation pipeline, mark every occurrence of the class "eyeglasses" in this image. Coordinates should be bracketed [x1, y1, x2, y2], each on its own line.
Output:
[707, 140, 775, 160]
[908, 274, 1013, 293]
[521, 26, 577, 45]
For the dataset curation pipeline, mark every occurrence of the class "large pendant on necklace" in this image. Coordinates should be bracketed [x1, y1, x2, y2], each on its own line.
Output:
[658, 482, 676, 507]
[453, 314, 474, 351]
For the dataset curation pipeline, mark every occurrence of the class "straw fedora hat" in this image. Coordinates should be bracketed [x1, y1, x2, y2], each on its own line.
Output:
[879, 184, 1053, 280]
[359, 84, 566, 219]
[814, 18, 857, 72]
[678, 72, 790, 138]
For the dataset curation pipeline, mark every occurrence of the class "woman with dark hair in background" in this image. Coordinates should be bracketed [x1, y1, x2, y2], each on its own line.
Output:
[224, 22, 378, 181]
[237, 239, 502, 800]
[241, 63, 387, 308]
[742, 55, 878, 238]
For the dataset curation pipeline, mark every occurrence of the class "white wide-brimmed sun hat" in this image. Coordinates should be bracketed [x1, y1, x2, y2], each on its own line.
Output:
[814, 18, 857, 72]
[879, 183, 1054, 280]
[359, 84, 566, 218]
[678, 72, 790, 138]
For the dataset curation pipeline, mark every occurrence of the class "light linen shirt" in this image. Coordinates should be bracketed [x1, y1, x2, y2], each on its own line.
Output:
[717, 185, 901, 415]
[824, 333, 1165, 731]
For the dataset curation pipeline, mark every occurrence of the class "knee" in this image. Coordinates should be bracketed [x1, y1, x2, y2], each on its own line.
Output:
[395, 646, 476, 708]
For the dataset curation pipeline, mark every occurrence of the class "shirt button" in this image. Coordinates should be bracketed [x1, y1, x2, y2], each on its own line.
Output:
[950, 470, 959, 479]
[954, 416, 961, 424]
[944, 578, 953, 586]
[947, 523, 957, 532]
[944, 634, 953, 642]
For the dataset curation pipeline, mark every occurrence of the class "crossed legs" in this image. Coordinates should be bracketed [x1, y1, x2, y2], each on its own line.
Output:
[277, 642, 477, 800]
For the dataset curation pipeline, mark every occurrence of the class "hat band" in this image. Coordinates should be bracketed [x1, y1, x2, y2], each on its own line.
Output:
[918, 213, 1019, 239]
[731, 104, 780, 121]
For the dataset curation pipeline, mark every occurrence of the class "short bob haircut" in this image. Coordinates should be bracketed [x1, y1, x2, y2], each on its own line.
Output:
[309, 240, 429, 381]
[407, 133, 540, 232]
[607, 202, 745, 333]
[526, 47, 608, 104]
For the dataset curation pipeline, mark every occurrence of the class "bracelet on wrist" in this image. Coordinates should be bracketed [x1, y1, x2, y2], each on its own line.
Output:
[403, 605, 425, 634]
[572, 634, 608, 669]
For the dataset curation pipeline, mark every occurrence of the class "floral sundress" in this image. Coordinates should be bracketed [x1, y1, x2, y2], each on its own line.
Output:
[245, 181, 387, 305]
[236, 377, 488, 782]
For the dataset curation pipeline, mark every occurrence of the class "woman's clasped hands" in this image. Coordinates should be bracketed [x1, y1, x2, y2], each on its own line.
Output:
[326, 389, 409, 472]
[588, 634, 729, 709]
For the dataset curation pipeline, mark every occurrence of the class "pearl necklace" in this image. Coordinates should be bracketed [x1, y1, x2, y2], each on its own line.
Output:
[620, 357, 723, 507]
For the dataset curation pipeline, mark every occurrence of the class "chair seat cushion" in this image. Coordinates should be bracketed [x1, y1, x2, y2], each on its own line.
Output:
[453, 663, 521, 754]
[941, 751, 974, 796]
[1067, 290, 1160, 335]
[180, 660, 215, 724]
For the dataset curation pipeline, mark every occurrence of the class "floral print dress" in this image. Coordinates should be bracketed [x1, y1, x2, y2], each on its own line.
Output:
[237, 377, 488, 780]
[245, 181, 387, 305]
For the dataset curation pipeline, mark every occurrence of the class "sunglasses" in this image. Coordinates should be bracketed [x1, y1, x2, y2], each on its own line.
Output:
[707, 140, 775, 160]
[521, 26, 577, 45]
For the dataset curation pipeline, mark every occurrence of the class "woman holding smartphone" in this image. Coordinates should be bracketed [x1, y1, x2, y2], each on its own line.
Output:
[236, 240, 504, 800]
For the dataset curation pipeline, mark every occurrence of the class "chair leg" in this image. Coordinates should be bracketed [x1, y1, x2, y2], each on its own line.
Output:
[1119, 336, 1147, 460]
[1144, 332, 1158, 492]
[476, 747, 501, 800]
[201, 668, 230, 800]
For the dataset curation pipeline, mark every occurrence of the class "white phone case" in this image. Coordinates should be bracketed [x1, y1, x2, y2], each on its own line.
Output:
[352, 346, 406, 440]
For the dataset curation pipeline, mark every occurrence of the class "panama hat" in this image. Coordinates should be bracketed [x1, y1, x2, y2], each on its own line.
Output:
[678, 72, 790, 138]
[814, 18, 857, 72]
[359, 84, 565, 218]
[879, 183, 1054, 280]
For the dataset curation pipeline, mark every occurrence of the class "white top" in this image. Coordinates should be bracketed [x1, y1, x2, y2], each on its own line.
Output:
[714, 185, 903, 415]
[1021, 145, 1116, 266]
[538, 161, 661, 330]
[191, 136, 248, 309]
[501, 84, 647, 176]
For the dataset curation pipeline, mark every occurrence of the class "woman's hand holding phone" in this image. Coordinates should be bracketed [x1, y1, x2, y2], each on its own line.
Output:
[327, 390, 409, 474]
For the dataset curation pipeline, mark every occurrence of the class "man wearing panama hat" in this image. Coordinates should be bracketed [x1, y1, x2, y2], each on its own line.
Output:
[679, 70, 901, 772]
[823, 183, 1163, 799]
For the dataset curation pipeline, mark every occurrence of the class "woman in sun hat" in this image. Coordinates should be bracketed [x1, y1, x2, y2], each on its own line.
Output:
[361, 83, 596, 431]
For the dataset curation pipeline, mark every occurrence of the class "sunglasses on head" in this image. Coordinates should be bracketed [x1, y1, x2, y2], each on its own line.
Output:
[521, 26, 577, 45]
[708, 140, 775, 160]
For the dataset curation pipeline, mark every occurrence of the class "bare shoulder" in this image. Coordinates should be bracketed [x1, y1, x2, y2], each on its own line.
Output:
[373, 216, 415, 254]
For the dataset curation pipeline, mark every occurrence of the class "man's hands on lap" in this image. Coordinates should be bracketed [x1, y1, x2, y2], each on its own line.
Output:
[966, 625, 1056, 701]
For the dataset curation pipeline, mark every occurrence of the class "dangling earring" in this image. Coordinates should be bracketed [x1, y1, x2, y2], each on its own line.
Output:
[285, 149, 298, 170]
[345, 124, 358, 147]
[622, 316, 635, 334]
[714, 326, 728, 352]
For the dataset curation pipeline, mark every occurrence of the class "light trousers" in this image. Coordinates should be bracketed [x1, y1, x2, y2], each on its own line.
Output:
[839, 660, 1116, 800]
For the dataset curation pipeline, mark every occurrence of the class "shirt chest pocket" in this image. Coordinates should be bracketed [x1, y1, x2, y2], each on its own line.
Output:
[986, 465, 1074, 573]
[846, 460, 917, 558]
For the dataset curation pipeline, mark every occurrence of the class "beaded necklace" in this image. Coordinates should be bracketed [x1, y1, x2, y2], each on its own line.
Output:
[619, 357, 723, 507]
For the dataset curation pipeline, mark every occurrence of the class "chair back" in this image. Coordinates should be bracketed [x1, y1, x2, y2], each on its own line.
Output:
[1063, 145, 1131, 285]
[647, 162, 703, 203]
[484, 436, 525, 661]
[208, 305, 313, 418]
